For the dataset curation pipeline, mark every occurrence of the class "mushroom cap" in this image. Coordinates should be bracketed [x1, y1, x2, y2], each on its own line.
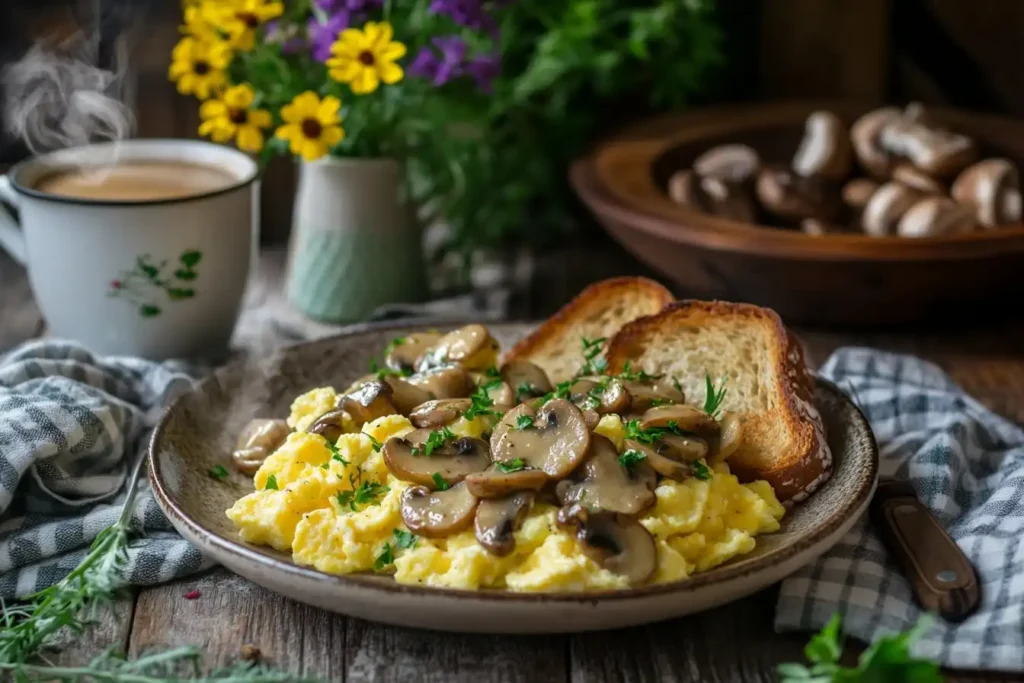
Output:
[699, 176, 759, 223]
[693, 144, 760, 183]
[464, 465, 548, 498]
[400, 482, 479, 538]
[555, 435, 656, 516]
[841, 178, 880, 210]
[474, 491, 535, 556]
[341, 380, 399, 424]
[951, 158, 1023, 228]
[382, 430, 491, 487]
[556, 505, 657, 586]
[897, 196, 976, 238]
[417, 324, 498, 372]
[408, 399, 472, 429]
[500, 360, 553, 401]
[891, 164, 944, 195]
[384, 377, 435, 415]
[490, 400, 591, 478]
[861, 182, 921, 237]
[792, 110, 852, 180]
[850, 107, 901, 179]
[405, 365, 473, 400]
[233, 419, 290, 475]
[666, 169, 709, 210]
[755, 167, 840, 221]
[306, 409, 349, 443]
[879, 121, 976, 178]
[385, 332, 442, 372]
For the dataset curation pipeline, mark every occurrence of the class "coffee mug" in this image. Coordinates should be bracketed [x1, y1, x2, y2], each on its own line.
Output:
[0, 139, 259, 359]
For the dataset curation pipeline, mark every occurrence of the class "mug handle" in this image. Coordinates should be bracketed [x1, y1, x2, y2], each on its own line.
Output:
[0, 175, 26, 265]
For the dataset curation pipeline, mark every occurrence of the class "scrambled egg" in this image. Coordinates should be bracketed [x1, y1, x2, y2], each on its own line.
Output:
[226, 388, 785, 593]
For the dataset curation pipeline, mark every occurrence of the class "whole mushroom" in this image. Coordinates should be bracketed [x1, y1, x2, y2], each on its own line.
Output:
[693, 144, 761, 184]
[951, 158, 1023, 229]
[897, 196, 976, 238]
[860, 182, 921, 237]
[792, 110, 852, 180]
[232, 419, 290, 474]
[755, 167, 841, 222]
[850, 107, 902, 179]
[699, 175, 759, 223]
[667, 169, 709, 210]
[891, 164, 944, 195]
[878, 119, 976, 178]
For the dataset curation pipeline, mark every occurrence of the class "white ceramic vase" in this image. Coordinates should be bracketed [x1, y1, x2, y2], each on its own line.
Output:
[286, 157, 424, 322]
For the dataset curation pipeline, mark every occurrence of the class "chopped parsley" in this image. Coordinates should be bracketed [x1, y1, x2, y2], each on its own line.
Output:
[384, 336, 406, 357]
[616, 360, 662, 382]
[374, 529, 418, 570]
[335, 470, 389, 511]
[264, 474, 279, 490]
[514, 415, 534, 430]
[535, 379, 574, 407]
[374, 544, 395, 570]
[693, 459, 712, 481]
[624, 419, 693, 445]
[208, 465, 229, 481]
[577, 336, 608, 376]
[368, 358, 412, 381]
[648, 398, 672, 408]
[484, 365, 502, 380]
[496, 458, 527, 473]
[464, 377, 504, 421]
[365, 434, 383, 453]
[432, 472, 450, 490]
[325, 440, 349, 466]
[703, 374, 728, 418]
[515, 382, 536, 402]
[412, 427, 456, 456]
[618, 449, 647, 470]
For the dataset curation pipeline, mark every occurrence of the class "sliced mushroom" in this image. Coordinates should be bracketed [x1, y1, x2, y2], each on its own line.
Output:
[384, 377, 434, 415]
[951, 158, 1023, 228]
[556, 505, 657, 586]
[490, 400, 590, 478]
[341, 380, 399, 425]
[755, 166, 841, 222]
[408, 399, 472, 429]
[897, 196, 976, 238]
[693, 144, 761, 184]
[500, 360, 553, 402]
[850, 107, 901, 179]
[385, 332, 442, 372]
[382, 430, 491, 486]
[400, 482, 478, 538]
[879, 119, 976, 178]
[475, 491, 534, 556]
[486, 381, 516, 412]
[232, 419, 290, 474]
[582, 409, 601, 430]
[567, 378, 629, 414]
[306, 409, 349, 443]
[416, 324, 499, 371]
[716, 412, 743, 463]
[792, 110, 852, 180]
[465, 465, 548, 498]
[861, 182, 921, 237]
[639, 404, 719, 435]
[405, 365, 472, 399]
[598, 380, 630, 414]
[667, 169, 709, 210]
[555, 435, 656, 515]
[892, 163, 943, 195]
[623, 439, 704, 481]
[622, 378, 684, 413]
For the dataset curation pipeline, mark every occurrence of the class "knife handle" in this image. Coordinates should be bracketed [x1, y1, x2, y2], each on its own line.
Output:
[869, 480, 981, 623]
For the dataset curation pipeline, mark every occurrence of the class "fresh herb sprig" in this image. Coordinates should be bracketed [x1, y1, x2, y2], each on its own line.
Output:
[334, 469, 389, 512]
[703, 374, 728, 418]
[496, 458, 527, 473]
[412, 427, 457, 456]
[374, 529, 418, 570]
[778, 614, 941, 683]
[616, 361, 662, 383]
[693, 460, 712, 481]
[577, 336, 608, 376]
[464, 369, 506, 421]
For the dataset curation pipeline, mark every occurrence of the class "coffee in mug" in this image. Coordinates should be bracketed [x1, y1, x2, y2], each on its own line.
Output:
[35, 161, 236, 202]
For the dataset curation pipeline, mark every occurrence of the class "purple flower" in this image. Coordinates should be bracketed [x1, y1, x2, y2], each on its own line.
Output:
[467, 52, 500, 93]
[410, 36, 469, 86]
[428, 0, 495, 32]
[308, 11, 351, 62]
[316, 0, 381, 11]
[264, 20, 306, 55]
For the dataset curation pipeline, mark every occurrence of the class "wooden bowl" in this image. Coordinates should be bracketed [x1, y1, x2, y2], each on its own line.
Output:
[571, 102, 1024, 327]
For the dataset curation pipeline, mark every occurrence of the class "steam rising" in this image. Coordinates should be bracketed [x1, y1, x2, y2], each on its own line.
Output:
[2, 29, 135, 155]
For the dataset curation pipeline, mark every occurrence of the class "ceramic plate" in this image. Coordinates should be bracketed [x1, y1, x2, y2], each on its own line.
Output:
[149, 322, 878, 634]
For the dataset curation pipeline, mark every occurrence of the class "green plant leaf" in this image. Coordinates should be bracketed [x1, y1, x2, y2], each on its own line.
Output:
[805, 614, 842, 664]
[139, 304, 161, 317]
[167, 288, 196, 301]
[180, 250, 202, 268]
[175, 269, 198, 281]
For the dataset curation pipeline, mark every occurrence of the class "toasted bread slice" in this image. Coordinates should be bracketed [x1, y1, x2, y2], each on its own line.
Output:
[504, 277, 674, 383]
[606, 301, 832, 503]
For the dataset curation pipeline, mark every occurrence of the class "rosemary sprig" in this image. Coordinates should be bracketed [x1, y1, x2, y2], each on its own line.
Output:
[703, 374, 728, 418]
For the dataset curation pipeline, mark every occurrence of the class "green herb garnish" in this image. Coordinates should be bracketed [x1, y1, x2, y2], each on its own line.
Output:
[703, 374, 728, 418]
[496, 458, 527, 473]
[365, 434, 384, 453]
[616, 360, 662, 382]
[484, 365, 502, 380]
[778, 614, 941, 683]
[384, 336, 406, 357]
[374, 544, 395, 570]
[515, 382, 535, 402]
[536, 379, 574, 407]
[623, 419, 688, 445]
[264, 474, 279, 490]
[648, 398, 672, 408]
[693, 459, 712, 481]
[432, 472, 450, 490]
[618, 449, 647, 470]
[208, 465, 229, 481]
[368, 357, 412, 381]
[393, 528, 417, 550]
[577, 336, 608, 376]
[412, 427, 457, 457]
[464, 379, 504, 421]
[335, 470, 389, 511]
[374, 529, 418, 570]
[514, 415, 534, 430]
[325, 440, 349, 466]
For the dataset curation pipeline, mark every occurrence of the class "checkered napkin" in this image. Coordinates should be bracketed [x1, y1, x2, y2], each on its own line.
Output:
[776, 348, 1024, 673]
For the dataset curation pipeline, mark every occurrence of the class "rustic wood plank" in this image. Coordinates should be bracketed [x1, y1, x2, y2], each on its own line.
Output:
[44, 594, 136, 667]
[345, 620, 568, 683]
[0, 250, 43, 352]
[128, 568, 345, 678]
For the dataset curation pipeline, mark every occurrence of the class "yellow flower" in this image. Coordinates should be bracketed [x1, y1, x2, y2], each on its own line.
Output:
[206, 0, 284, 51]
[275, 92, 345, 162]
[181, 3, 222, 43]
[327, 21, 406, 95]
[198, 84, 272, 153]
[168, 37, 231, 100]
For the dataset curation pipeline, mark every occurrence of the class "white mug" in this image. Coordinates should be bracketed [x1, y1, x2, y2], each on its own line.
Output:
[0, 139, 259, 359]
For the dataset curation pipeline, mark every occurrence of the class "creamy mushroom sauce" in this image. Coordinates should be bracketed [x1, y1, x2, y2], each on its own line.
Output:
[226, 326, 786, 591]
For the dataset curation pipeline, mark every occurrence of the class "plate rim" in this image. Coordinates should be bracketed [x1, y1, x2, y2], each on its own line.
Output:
[149, 321, 879, 604]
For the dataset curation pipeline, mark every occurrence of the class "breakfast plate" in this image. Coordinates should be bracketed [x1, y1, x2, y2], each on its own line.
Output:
[148, 321, 878, 633]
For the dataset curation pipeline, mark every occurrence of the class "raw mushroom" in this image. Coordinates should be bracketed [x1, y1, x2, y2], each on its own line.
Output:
[623, 439, 703, 481]
[699, 175, 759, 223]
[891, 164, 944, 195]
[490, 400, 591, 478]
[500, 360, 553, 401]
[878, 120, 976, 178]
[384, 377, 434, 415]
[850, 107, 901, 179]
[464, 465, 548, 498]
[755, 167, 841, 222]
[306, 409, 349, 443]
[232, 419, 290, 474]
[861, 182, 921, 237]
[556, 505, 657, 586]
[405, 365, 472, 399]
[385, 332, 442, 373]
[382, 430, 491, 486]
[667, 169, 709, 210]
[693, 144, 761, 183]
[951, 159, 1023, 228]
[341, 380, 399, 425]
[897, 196, 976, 238]
[400, 482, 478, 538]
[474, 491, 534, 556]
[416, 324, 499, 372]
[555, 435, 656, 515]
[408, 398, 472, 429]
[792, 110, 852, 180]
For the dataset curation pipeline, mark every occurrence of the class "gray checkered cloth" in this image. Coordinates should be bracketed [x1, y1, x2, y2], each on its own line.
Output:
[776, 347, 1024, 673]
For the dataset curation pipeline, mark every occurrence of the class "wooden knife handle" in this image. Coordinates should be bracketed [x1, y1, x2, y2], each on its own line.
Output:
[869, 479, 981, 623]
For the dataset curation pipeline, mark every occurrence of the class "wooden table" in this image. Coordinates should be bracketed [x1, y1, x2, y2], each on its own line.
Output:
[1, 247, 1020, 682]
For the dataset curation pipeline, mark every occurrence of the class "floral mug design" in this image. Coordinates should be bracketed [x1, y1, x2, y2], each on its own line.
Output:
[107, 249, 202, 318]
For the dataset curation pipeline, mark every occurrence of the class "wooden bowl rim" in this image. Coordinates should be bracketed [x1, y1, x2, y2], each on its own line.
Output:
[588, 100, 1024, 261]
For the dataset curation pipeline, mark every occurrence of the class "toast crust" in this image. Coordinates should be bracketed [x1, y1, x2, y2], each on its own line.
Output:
[504, 276, 673, 375]
[606, 300, 832, 504]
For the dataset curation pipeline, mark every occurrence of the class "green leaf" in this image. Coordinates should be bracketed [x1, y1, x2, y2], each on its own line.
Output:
[496, 458, 527, 473]
[702, 374, 728, 418]
[392, 529, 417, 550]
[374, 543, 394, 570]
[431, 472, 450, 490]
[514, 415, 534, 431]
[180, 250, 202, 268]
[208, 465, 229, 481]
[804, 614, 842, 664]
[139, 304, 162, 317]
[265, 474, 279, 490]
[775, 662, 813, 680]
[167, 288, 196, 301]
[693, 459, 712, 481]
[618, 449, 647, 470]
[174, 269, 198, 281]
